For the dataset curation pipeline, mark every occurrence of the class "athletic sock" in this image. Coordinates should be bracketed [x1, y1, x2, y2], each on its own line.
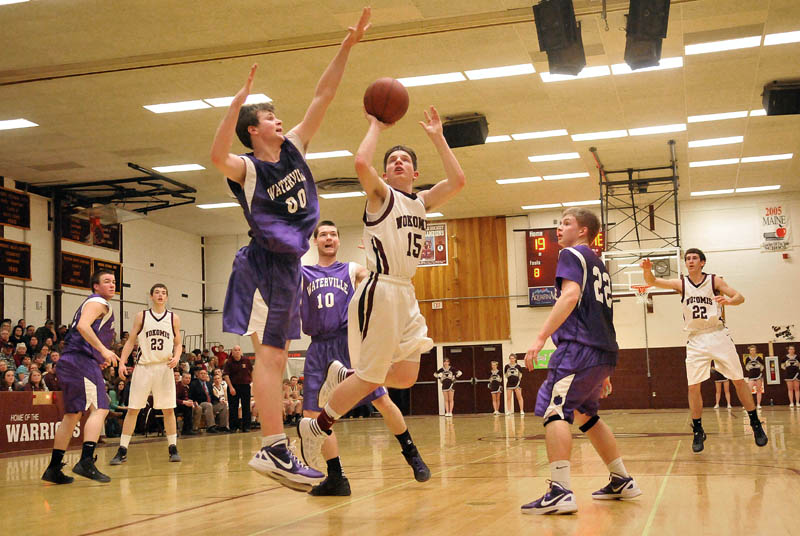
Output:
[48, 448, 65, 469]
[81, 441, 97, 461]
[261, 433, 287, 448]
[341, 368, 354, 382]
[395, 429, 415, 454]
[327, 457, 343, 477]
[692, 418, 703, 431]
[550, 460, 571, 490]
[167, 434, 177, 447]
[607, 457, 630, 478]
[317, 404, 341, 432]
[747, 409, 760, 425]
[119, 434, 132, 449]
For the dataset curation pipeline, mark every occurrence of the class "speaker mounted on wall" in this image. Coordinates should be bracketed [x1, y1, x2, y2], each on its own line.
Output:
[442, 115, 489, 149]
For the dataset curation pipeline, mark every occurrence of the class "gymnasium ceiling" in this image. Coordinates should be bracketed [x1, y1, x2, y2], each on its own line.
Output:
[1, 0, 799, 236]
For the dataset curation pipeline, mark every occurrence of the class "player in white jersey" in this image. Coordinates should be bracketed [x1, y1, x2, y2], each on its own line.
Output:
[642, 248, 767, 453]
[298, 105, 466, 464]
[109, 284, 183, 465]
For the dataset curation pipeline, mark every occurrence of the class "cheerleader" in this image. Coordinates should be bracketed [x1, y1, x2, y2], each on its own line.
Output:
[711, 363, 732, 409]
[781, 345, 799, 408]
[504, 354, 525, 415]
[743, 345, 765, 409]
[488, 361, 503, 415]
[435, 358, 461, 417]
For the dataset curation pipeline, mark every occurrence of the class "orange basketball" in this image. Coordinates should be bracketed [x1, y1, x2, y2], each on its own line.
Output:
[363, 78, 409, 124]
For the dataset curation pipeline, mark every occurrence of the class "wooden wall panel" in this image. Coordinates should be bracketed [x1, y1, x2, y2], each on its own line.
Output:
[413, 217, 510, 343]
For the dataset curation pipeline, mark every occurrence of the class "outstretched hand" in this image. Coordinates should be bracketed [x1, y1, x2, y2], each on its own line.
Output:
[343, 7, 372, 47]
[364, 109, 393, 130]
[235, 64, 258, 103]
[419, 106, 443, 138]
[640, 258, 652, 271]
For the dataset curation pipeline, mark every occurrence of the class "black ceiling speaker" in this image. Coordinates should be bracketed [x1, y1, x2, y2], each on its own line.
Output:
[763, 80, 800, 116]
[442, 115, 489, 148]
[533, 0, 586, 76]
[624, 0, 671, 70]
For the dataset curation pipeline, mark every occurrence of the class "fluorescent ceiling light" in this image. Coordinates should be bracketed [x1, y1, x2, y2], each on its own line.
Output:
[464, 64, 535, 80]
[689, 158, 740, 168]
[397, 72, 465, 87]
[628, 123, 686, 136]
[749, 109, 767, 117]
[529, 152, 580, 162]
[511, 129, 568, 140]
[735, 185, 781, 193]
[197, 202, 240, 209]
[687, 111, 748, 123]
[690, 189, 735, 197]
[319, 191, 365, 199]
[144, 100, 210, 113]
[496, 176, 542, 184]
[764, 31, 800, 46]
[543, 172, 590, 181]
[610, 57, 683, 75]
[203, 94, 272, 107]
[684, 36, 761, 55]
[522, 203, 563, 210]
[485, 135, 512, 143]
[305, 150, 353, 160]
[426, 212, 444, 218]
[688, 136, 743, 148]
[540, 65, 611, 82]
[0, 118, 38, 130]
[571, 130, 628, 141]
[0, 0, 30, 5]
[740, 153, 793, 163]
[153, 164, 205, 172]
[562, 199, 601, 207]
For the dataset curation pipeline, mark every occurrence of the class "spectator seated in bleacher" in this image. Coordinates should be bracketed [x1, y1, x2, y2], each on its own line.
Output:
[12, 343, 27, 367]
[23, 369, 48, 392]
[212, 370, 231, 433]
[9, 325, 24, 348]
[16, 355, 31, 384]
[189, 369, 221, 433]
[175, 371, 195, 435]
[44, 360, 61, 391]
[2, 369, 20, 391]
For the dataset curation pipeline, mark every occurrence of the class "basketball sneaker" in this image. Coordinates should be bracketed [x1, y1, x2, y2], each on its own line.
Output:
[248, 438, 324, 492]
[309, 474, 352, 496]
[168, 444, 181, 462]
[73, 456, 111, 483]
[402, 446, 431, 482]
[750, 420, 768, 447]
[109, 447, 127, 465]
[592, 473, 642, 500]
[297, 417, 330, 472]
[318, 360, 348, 408]
[41, 463, 74, 485]
[521, 481, 578, 515]
[692, 428, 707, 453]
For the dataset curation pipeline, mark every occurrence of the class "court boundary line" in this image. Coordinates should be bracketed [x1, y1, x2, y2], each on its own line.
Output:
[641, 440, 682, 536]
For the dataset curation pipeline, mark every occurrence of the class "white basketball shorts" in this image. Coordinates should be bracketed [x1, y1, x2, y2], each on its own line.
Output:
[685, 327, 744, 385]
[128, 362, 177, 409]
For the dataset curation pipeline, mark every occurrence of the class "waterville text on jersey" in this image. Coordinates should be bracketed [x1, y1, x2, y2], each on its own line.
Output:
[267, 169, 307, 201]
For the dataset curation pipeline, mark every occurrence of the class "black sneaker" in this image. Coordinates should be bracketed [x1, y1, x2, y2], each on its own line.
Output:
[402, 448, 431, 482]
[169, 444, 181, 462]
[751, 420, 768, 447]
[42, 463, 74, 484]
[309, 474, 352, 496]
[692, 428, 706, 453]
[109, 447, 127, 465]
[73, 456, 111, 483]
[207, 426, 218, 434]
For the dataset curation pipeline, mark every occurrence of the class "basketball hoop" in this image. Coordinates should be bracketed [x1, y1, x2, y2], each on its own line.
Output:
[631, 284, 652, 304]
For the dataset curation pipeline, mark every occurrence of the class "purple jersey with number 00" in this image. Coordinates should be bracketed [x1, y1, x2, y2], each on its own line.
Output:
[551, 245, 618, 355]
[300, 262, 355, 337]
[61, 294, 116, 365]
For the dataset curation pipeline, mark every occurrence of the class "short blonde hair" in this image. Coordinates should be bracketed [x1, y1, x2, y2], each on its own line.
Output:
[563, 207, 600, 241]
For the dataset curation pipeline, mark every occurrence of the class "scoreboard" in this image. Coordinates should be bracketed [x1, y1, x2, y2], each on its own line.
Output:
[526, 228, 604, 306]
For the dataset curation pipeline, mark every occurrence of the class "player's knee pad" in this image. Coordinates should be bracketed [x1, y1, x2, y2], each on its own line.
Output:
[543, 414, 564, 427]
[578, 415, 600, 433]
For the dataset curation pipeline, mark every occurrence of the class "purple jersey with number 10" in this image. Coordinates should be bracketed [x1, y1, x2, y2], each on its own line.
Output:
[552, 245, 618, 356]
[300, 262, 356, 337]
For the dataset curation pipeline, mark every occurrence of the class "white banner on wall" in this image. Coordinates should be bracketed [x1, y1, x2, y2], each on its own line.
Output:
[760, 204, 790, 252]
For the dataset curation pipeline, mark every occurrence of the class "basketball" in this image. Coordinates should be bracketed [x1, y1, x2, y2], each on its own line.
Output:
[363, 77, 409, 124]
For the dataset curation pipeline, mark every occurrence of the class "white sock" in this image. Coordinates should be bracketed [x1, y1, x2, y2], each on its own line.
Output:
[119, 434, 132, 449]
[550, 460, 571, 490]
[607, 457, 629, 478]
[167, 434, 177, 447]
[261, 433, 287, 447]
[324, 403, 342, 420]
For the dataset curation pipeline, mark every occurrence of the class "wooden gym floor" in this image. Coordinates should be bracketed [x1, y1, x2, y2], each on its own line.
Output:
[3, 407, 799, 536]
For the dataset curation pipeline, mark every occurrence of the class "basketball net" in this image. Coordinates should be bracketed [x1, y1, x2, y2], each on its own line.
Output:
[631, 284, 652, 305]
[89, 216, 104, 246]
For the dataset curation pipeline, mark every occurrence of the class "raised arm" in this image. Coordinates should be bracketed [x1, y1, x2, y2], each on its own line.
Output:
[524, 280, 581, 371]
[640, 259, 682, 292]
[210, 64, 257, 184]
[713, 276, 744, 306]
[289, 7, 371, 149]
[117, 311, 144, 380]
[354, 115, 391, 212]
[416, 106, 466, 211]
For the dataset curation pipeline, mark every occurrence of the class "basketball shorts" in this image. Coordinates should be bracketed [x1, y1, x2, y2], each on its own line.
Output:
[685, 327, 744, 385]
[302, 331, 386, 412]
[57, 352, 109, 413]
[534, 342, 616, 424]
[223, 242, 301, 348]
[348, 273, 433, 384]
[128, 362, 177, 410]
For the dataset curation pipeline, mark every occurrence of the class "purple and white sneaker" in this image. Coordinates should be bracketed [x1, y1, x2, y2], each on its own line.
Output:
[298, 417, 329, 472]
[521, 481, 578, 515]
[592, 473, 642, 500]
[318, 360, 348, 408]
[248, 438, 324, 492]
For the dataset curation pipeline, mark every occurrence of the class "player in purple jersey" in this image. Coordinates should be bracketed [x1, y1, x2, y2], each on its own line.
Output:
[209, 8, 371, 492]
[300, 221, 430, 495]
[520, 209, 641, 515]
[42, 270, 119, 485]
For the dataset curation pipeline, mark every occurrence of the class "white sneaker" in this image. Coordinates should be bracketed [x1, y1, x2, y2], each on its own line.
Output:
[445, 412, 453, 417]
[757, 405, 762, 409]
[790, 403, 795, 408]
[297, 418, 329, 472]
[520, 411, 525, 416]
[727, 404, 732, 409]
[505, 412, 512, 416]
[493, 411, 501, 416]
[318, 360, 347, 408]
[713, 404, 719, 409]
